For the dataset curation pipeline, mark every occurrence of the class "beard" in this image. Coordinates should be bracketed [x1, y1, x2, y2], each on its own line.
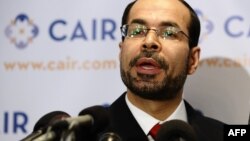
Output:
[120, 50, 188, 101]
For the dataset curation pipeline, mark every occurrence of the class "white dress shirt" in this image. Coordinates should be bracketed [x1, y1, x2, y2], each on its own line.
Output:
[125, 94, 188, 141]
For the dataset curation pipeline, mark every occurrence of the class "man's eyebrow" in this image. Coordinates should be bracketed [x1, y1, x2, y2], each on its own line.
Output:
[159, 21, 181, 28]
[129, 19, 181, 28]
[130, 19, 146, 25]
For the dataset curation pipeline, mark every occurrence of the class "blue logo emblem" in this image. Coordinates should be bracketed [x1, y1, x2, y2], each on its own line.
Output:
[195, 10, 214, 43]
[5, 14, 39, 49]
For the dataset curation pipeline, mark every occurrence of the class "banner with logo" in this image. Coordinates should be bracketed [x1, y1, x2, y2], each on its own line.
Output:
[0, 0, 249, 140]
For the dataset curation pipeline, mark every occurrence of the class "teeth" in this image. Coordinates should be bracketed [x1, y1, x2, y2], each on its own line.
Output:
[141, 65, 155, 69]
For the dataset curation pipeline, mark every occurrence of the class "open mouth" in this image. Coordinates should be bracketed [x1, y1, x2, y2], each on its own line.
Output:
[135, 57, 161, 75]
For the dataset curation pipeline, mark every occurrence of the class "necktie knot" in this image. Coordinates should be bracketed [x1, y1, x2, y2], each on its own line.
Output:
[149, 123, 161, 139]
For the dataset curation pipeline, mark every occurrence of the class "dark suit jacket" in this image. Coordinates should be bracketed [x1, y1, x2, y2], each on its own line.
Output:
[103, 93, 225, 141]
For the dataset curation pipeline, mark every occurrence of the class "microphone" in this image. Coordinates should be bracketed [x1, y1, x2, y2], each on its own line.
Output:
[155, 120, 198, 141]
[72, 105, 111, 141]
[98, 132, 122, 141]
[78, 105, 110, 133]
[34, 105, 110, 141]
[51, 105, 110, 131]
[20, 111, 70, 141]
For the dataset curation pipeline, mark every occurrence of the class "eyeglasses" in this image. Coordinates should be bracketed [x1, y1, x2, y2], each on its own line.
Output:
[120, 24, 189, 40]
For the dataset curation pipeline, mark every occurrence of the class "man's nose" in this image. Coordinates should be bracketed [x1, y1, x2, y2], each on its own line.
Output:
[142, 30, 161, 51]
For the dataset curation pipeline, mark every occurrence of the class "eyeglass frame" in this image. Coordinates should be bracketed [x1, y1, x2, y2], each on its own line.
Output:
[120, 24, 190, 41]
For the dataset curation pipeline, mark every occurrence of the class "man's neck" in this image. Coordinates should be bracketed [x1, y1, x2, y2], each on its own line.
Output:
[127, 91, 183, 121]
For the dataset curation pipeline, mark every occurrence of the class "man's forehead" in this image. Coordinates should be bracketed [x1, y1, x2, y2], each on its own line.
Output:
[129, 0, 190, 19]
[128, 0, 190, 31]
[132, 0, 186, 10]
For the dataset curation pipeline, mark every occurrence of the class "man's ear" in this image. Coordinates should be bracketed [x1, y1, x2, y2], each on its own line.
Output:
[119, 42, 123, 49]
[187, 47, 200, 75]
[119, 42, 123, 60]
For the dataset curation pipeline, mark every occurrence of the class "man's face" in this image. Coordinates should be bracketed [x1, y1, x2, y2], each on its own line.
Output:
[119, 0, 199, 100]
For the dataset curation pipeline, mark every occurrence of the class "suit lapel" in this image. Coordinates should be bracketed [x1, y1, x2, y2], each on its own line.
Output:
[109, 93, 148, 141]
[185, 100, 210, 141]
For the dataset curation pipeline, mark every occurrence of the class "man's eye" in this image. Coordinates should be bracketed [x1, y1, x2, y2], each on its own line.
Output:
[130, 28, 145, 36]
[163, 30, 174, 36]
[162, 30, 177, 39]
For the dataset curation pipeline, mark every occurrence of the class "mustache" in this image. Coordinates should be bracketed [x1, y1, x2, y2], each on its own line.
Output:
[129, 50, 169, 70]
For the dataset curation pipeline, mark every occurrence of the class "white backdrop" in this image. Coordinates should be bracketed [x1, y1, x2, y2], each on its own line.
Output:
[0, 0, 249, 140]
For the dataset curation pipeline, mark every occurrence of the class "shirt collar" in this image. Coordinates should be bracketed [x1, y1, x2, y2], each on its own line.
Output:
[125, 94, 187, 135]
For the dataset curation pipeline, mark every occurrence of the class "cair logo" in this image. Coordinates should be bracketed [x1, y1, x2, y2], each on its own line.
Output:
[195, 9, 214, 44]
[5, 14, 39, 49]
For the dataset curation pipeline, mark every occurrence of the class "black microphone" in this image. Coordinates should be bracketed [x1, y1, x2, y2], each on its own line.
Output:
[78, 105, 110, 133]
[72, 105, 111, 141]
[20, 111, 70, 141]
[35, 105, 110, 141]
[155, 120, 198, 141]
[51, 105, 110, 131]
[98, 132, 122, 141]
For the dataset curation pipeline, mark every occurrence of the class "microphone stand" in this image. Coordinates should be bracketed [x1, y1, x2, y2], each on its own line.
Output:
[60, 120, 79, 141]
[33, 127, 56, 141]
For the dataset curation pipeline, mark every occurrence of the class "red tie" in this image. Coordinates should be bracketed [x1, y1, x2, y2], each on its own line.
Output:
[149, 123, 161, 139]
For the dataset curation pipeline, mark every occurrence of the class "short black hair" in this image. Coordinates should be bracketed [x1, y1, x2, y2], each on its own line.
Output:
[121, 0, 200, 48]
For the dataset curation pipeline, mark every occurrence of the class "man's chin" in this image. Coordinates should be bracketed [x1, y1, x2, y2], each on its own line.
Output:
[134, 82, 157, 89]
[133, 92, 177, 101]
[131, 83, 182, 100]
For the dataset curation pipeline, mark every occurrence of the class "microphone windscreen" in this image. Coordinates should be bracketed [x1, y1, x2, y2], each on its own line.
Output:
[156, 120, 198, 141]
[98, 132, 122, 141]
[33, 111, 70, 132]
[21, 111, 70, 141]
[78, 105, 110, 133]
